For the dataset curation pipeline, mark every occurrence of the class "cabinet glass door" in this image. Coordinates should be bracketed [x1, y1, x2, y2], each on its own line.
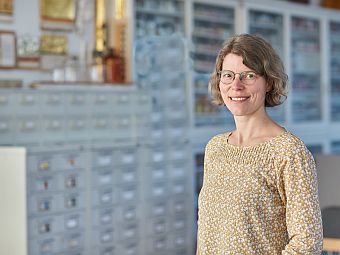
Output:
[248, 9, 285, 124]
[331, 141, 340, 154]
[306, 144, 323, 157]
[194, 73, 233, 127]
[134, 0, 185, 38]
[192, 2, 234, 73]
[330, 21, 340, 122]
[194, 151, 204, 220]
[291, 16, 321, 122]
[192, 2, 234, 127]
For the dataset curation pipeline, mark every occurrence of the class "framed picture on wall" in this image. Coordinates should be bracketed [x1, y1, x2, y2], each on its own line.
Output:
[0, 0, 13, 21]
[0, 0, 13, 15]
[0, 31, 16, 68]
[40, 0, 76, 31]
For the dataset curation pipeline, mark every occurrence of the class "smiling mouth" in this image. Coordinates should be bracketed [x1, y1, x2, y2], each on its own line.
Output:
[230, 97, 249, 101]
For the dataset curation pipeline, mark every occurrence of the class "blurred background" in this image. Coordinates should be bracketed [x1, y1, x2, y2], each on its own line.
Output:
[1, 0, 340, 254]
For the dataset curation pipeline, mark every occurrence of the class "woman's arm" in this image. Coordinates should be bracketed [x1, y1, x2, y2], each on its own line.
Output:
[278, 146, 323, 254]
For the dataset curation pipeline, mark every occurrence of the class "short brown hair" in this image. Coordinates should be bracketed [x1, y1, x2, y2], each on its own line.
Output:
[209, 33, 288, 107]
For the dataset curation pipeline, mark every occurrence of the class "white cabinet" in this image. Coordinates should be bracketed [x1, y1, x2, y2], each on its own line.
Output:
[331, 141, 340, 154]
[193, 73, 234, 127]
[187, 3, 340, 247]
[134, 0, 185, 38]
[330, 21, 340, 122]
[0, 147, 27, 255]
[247, 7, 286, 123]
[0, 84, 194, 255]
[191, 1, 235, 128]
[191, 1, 235, 73]
[133, 35, 194, 255]
[183, 0, 340, 155]
[291, 15, 321, 122]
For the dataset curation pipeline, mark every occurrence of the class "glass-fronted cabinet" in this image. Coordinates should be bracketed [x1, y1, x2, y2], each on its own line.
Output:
[331, 141, 340, 154]
[192, 2, 234, 73]
[330, 21, 340, 122]
[134, 0, 185, 38]
[194, 151, 204, 221]
[194, 73, 233, 127]
[291, 16, 321, 122]
[248, 9, 285, 124]
[192, 2, 235, 127]
[248, 10, 284, 57]
[307, 144, 323, 157]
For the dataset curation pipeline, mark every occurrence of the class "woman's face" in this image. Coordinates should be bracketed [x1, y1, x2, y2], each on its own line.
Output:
[219, 53, 269, 118]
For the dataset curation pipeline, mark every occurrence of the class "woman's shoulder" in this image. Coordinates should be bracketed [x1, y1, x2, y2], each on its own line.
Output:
[273, 131, 311, 157]
[277, 131, 306, 147]
[204, 132, 230, 151]
[206, 132, 230, 145]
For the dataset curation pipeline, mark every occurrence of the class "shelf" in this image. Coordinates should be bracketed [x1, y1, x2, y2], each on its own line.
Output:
[330, 34, 340, 41]
[292, 93, 320, 102]
[331, 80, 340, 89]
[192, 32, 225, 41]
[29, 81, 134, 88]
[331, 74, 340, 80]
[292, 49, 320, 56]
[194, 45, 220, 56]
[134, 0, 185, 38]
[194, 15, 233, 25]
[292, 69, 320, 76]
[331, 93, 340, 101]
[331, 114, 340, 122]
[292, 103, 320, 113]
[195, 113, 215, 121]
[331, 146, 340, 154]
[0, 67, 51, 73]
[0, 14, 13, 22]
[193, 51, 218, 59]
[136, 8, 183, 18]
[291, 85, 320, 93]
[331, 90, 340, 96]
[330, 51, 340, 56]
[195, 111, 225, 116]
[195, 118, 231, 127]
[292, 32, 319, 41]
[249, 23, 281, 31]
[194, 63, 214, 74]
[194, 88, 209, 94]
[292, 114, 321, 122]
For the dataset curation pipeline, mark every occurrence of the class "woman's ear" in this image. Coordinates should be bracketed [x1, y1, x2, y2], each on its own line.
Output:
[266, 82, 272, 92]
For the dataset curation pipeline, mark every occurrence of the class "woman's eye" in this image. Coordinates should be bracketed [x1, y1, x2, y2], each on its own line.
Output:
[223, 73, 232, 78]
[246, 72, 255, 78]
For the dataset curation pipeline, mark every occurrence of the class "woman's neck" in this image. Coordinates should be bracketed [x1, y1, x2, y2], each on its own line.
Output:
[230, 112, 284, 146]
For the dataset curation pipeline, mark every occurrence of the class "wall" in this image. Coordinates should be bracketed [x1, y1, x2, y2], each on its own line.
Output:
[0, 0, 95, 86]
[316, 155, 340, 209]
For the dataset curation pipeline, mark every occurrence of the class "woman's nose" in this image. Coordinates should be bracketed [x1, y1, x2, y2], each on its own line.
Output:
[231, 75, 245, 89]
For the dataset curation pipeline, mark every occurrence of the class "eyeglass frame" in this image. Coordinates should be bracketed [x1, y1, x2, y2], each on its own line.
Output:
[218, 70, 259, 85]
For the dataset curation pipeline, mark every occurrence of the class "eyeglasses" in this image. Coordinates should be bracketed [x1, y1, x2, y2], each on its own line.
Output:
[218, 70, 258, 85]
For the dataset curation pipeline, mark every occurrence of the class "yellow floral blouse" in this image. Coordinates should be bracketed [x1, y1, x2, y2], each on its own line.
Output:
[197, 131, 323, 254]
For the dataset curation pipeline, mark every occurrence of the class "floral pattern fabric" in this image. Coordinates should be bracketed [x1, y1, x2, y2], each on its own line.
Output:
[197, 131, 323, 254]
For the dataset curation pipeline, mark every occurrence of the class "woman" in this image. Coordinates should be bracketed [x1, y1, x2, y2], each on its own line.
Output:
[196, 34, 323, 254]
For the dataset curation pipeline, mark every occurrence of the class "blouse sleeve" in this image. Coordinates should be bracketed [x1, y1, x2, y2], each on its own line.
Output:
[277, 144, 323, 255]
